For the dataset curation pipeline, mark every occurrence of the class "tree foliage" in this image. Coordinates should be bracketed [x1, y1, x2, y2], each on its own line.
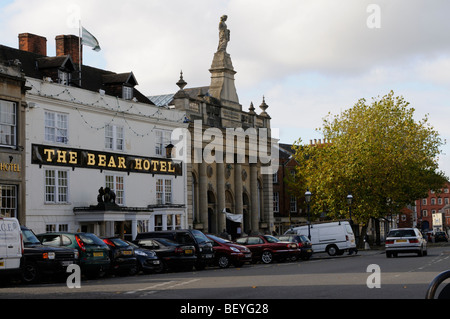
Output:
[291, 91, 447, 225]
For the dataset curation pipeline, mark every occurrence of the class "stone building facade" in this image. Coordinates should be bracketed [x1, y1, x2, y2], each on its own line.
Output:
[152, 16, 276, 237]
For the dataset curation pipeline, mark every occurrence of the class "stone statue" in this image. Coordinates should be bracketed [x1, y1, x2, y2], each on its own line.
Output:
[217, 15, 230, 52]
[103, 187, 116, 204]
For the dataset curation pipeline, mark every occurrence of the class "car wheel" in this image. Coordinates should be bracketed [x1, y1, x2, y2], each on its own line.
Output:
[326, 245, 339, 256]
[261, 251, 273, 264]
[22, 262, 40, 284]
[218, 255, 230, 268]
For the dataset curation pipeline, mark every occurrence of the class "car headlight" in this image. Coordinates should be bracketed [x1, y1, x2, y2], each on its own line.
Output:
[230, 247, 240, 253]
[43, 252, 55, 260]
[135, 250, 148, 257]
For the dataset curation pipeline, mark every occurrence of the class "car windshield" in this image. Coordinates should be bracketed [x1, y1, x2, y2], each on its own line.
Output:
[109, 238, 130, 247]
[191, 230, 209, 244]
[264, 235, 280, 243]
[154, 238, 180, 246]
[79, 233, 107, 246]
[22, 228, 41, 245]
[387, 229, 416, 237]
[208, 234, 231, 244]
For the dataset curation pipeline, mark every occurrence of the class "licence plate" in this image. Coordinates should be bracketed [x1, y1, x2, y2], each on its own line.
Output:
[122, 250, 132, 255]
[205, 254, 213, 258]
[396, 239, 407, 243]
[61, 261, 74, 267]
[307, 249, 312, 253]
[185, 249, 193, 254]
[93, 252, 103, 257]
[245, 253, 251, 258]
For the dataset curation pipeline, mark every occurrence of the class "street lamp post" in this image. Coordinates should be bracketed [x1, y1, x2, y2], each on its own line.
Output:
[347, 193, 353, 224]
[305, 189, 312, 240]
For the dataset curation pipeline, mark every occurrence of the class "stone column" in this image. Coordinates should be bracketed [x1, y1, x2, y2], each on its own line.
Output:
[234, 163, 243, 218]
[250, 163, 259, 232]
[199, 161, 208, 231]
[217, 161, 226, 232]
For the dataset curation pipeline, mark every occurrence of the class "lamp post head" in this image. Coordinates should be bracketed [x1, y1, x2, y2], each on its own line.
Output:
[305, 189, 312, 203]
[347, 193, 353, 205]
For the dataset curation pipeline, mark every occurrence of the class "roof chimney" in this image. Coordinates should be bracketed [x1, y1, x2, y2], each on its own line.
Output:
[18, 33, 47, 56]
[55, 35, 81, 65]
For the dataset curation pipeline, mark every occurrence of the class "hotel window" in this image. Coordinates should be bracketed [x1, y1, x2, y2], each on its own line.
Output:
[122, 86, 133, 100]
[0, 100, 16, 147]
[45, 224, 68, 232]
[155, 130, 171, 156]
[45, 169, 68, 203]
[422, 199, 427, 205]
[156, 179, 172, 205]
[105, 174, 124, 205]
[58, 70, 71, 86]
[438, 198, 442, 205]
[105, 124, 124, 151]
[167, 214, 182, 230]
[0, 185, 17, 218]
[154, 215, 163, 231]
[273, 192, 279, 213]
[431, 198, 436, 205]
[290, 195, 297, 213]
[45, 111, 68, 144]
[445, 198, 449, 205]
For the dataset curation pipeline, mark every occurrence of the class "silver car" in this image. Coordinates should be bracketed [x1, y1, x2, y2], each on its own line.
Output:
[385, 228, 427, 258]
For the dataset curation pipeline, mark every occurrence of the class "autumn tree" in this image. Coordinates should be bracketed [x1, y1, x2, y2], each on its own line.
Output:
[291, 91, 447, 243]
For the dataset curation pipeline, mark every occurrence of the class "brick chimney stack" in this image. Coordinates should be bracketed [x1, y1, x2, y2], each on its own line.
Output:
[18, 33, 47, 56]
[55, 35, 82, 65]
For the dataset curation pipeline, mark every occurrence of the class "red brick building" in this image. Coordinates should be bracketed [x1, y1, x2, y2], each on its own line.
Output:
[414, 181, 450, 232]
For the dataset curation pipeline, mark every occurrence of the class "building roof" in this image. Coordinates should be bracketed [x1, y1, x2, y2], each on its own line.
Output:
[0, 44, 153, 105]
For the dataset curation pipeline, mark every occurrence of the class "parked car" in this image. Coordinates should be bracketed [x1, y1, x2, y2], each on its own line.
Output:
[135, 229, 214, 270]
[385, 228, 428, 258]
[0, 218, 23, 278]
[236, 235, 300, 264]
[133, 237, 196, 271]
[37, 232, 110, 278]
[102, 237, 138, 275]
[435, 231, 449, 243]
[125, 241, 162, 274]
[276, 234, 313, 260]
[21, 226, 78, 283]
[206, 234, 252, 268]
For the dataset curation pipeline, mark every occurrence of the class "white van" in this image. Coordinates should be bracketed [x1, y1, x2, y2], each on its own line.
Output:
[285, 221, 356, 256]
[0, 217, 23, 275]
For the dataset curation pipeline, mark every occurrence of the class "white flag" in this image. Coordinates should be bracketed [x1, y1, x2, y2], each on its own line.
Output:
[82, 27, 101, 52]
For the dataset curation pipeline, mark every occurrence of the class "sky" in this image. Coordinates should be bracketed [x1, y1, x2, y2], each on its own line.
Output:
[1, 0, 450, 177]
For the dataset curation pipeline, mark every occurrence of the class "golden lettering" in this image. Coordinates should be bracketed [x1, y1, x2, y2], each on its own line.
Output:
[143, 160, 150, 170]
[69, 152, 77, 164]
[168, 161, 175, 173]
[117, 157, 126, 169]
[160, 161, 167, 172]
[87, 153, 96, 166]
[57, 150, 67, 163]
[135, 158, 142, 170]
[98, 154, 106, 166]
[151, 160, 159, 171]
[44, 149, 55, 162]
[108, 156, 116, 168]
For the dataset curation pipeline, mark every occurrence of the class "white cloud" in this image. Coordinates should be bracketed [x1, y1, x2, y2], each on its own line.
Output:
[2, 0, 450, 175]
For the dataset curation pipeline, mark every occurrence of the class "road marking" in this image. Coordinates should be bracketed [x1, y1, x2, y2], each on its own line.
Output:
[125, 278, 200, 295]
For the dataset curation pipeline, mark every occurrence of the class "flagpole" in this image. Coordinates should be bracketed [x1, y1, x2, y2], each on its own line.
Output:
[78, 20, 82, 87]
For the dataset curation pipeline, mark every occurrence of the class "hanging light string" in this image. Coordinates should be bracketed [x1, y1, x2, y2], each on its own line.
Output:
[26, 79, 186, 137]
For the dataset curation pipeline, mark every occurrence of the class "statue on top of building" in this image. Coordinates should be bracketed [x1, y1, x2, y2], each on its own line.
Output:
[217, 15, 230, 52]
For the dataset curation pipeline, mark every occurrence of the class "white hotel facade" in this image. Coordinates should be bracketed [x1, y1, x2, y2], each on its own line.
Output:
[0, 32, 189, 239]
[24, 78, 187, 239]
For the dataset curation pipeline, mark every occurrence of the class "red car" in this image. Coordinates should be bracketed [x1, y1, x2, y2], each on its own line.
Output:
[236, 235, 300, 264]
[206, 234, 252, 268]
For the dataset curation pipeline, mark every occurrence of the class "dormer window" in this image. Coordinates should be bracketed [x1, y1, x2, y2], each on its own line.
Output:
[122, 86, 133, 100]
[58, 70, 71, 86]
